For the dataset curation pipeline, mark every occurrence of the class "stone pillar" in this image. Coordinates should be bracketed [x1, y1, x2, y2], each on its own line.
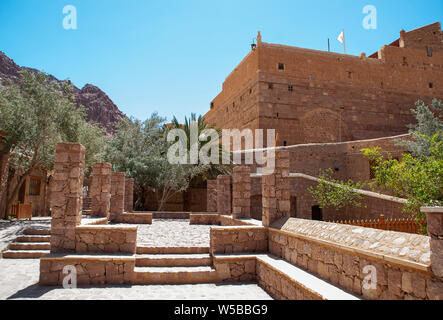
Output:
[50, 143, 85, 253]
[207, 180, 217, 212]
[125, 178, 134, 213]
[262, 150, 290, 227]
[217, 175, 231, 215]
[422, 207, 443, 278]
[232, 166, 251, 219]
[90, 162, 112, 218]
[110, 172, 126, 220]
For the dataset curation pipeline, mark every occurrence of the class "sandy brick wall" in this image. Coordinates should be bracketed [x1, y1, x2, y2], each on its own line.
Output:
[110, 172, 125, 220]
[75, 225, 137, 254]
[217, 175, 231, 215]
[210, 226, 268, 255]
[206, 180, 217, 212]
[90, 163, 112, 218]
[267, 218, 442, 300]
[40, 255, 135, 286]
[124, 178, 134, 213]
[232, 166, 251, 219]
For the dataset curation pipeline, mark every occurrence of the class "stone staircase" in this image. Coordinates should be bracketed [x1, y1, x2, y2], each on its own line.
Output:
[2, 228, 50, 259]
[134, 246, 219, 284]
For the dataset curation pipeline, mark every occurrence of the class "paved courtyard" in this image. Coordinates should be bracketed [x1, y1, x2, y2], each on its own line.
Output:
[0, 259, 272, 300]
[134, 219, 211, 247]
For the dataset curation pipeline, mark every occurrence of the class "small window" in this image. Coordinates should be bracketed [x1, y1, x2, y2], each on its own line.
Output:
[210, 102, 214, 109]
[427, 46, 433, 57]
[276, 113, 279, 118]
[240, 95, 243, 102]
[403, 57, 407, 65]
[288, 85, 293, 92]
[29, 177, 41, 196]
[278, 63, 285, 70]
[312, 206, 323, 221]
[429, 82, 434, 89]
[249, 88, 252, 94]
[347, 71, 352, 79]
[283, 141, 287, 146]
[233, 102, 235, 108]
[268, 83, 273, 90]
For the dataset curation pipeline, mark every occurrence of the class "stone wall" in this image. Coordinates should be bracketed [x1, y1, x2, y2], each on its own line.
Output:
[207, 180, 217, 212]
[267, 218, 442, 300]
[90, 162, 111, 218]
[50, 143, 85, 253]
[40, 254, 135, 286]
[75, 225, 137, 254]
[210, 226, 268, 255]
[205, 24, 442, 147]
[214, 255, 257, 282]
[190, 213, 220, 225]
[217, 175, 231, 215]
[232, 166, 251, 219]
[110, 172, 125, 221]
[113, 213, 152, 224]
[262, 150, 290, 227]
[125, 178, 134, 213]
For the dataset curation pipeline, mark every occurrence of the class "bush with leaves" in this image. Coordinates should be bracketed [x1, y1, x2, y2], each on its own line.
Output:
[362, 134, 442, 229]
[307, 168, 366, 211]
[0, 70, 106, 218]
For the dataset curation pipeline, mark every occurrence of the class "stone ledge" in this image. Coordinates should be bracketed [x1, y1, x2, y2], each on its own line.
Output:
[40, 253, 135, 262]
[76, 225, 138, 231]
[269, 227, 430, 273]
[211, 226, 267, 231]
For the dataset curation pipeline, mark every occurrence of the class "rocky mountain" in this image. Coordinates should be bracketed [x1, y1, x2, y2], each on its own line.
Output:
[0, 51, 126, 134]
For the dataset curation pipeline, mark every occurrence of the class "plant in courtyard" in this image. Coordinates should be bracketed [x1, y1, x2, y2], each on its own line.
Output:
[362, 134, 443, 233]
[0, 70, 106, 219]
[307, 168, 366, 211]
[105, 114, 215, 211]
[395, 99, 442, 157]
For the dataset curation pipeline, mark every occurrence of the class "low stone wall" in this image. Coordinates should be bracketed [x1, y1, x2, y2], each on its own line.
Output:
[210, 226, 268, 255]
[152, 211, 190, 219]
[75, 225, 137, 254]
[113, 213, 152, 224]
[190, 213, 220, 225]
[213, 255, 257, 282]
[268, 218, 441, 300]
[256, 258, 321, 300]
[40, 254, 135, 286]
[219, 215, 256, 226]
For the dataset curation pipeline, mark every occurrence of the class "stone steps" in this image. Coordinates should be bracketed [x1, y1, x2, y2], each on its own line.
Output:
[136, 246, 210, 255]
[136, 253, 212, 267]
[15, 235, 51, 243]
[23, 228, 50, 236]
[2, 250, 50, 259]
[8, 242, 51, 250]
[133, 266, 219, 284]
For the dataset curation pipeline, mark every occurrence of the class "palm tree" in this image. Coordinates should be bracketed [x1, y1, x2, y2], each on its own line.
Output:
[167, 113, 232, 180]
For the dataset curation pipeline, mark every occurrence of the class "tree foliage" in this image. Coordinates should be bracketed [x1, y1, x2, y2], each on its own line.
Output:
[307, 168, 366, 211]
[362, 134, 443, 225]
[396, 99, 442, 157]
[0, 70, 106, 218]
[104, 114, 220, 211]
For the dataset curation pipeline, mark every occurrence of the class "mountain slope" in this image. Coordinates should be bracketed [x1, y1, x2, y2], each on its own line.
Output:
[0, 51, 126, 134]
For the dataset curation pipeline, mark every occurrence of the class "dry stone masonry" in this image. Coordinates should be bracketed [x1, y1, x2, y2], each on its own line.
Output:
[90, 162, 112, 218]
[232, 166, 251, 219]
[262, 150, 290, 227]
[125, 178, 134, 213]
[422, 207, 443, 279]
[207, 180, 217, 212]
[110, 172, 126, 221]
[217, 175, 231, 215]
[50, 143, 85, 253]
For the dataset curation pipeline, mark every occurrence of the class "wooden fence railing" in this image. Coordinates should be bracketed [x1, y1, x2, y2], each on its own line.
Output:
[330, 215, 426, 234]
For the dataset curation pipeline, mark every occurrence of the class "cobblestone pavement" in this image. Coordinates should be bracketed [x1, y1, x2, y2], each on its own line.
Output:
[134, 219, 211, 247]
[0, 218, 51, 252]
[0, 259, 272, 300]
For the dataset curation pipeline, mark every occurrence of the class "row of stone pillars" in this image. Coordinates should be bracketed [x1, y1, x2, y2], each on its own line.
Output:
[50, 143, 134, 253]
[89, 163, 134, 220]
[207, 150, 290, 227]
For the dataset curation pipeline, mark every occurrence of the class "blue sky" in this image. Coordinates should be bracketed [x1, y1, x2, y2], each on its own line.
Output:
[0, 0, 441, 122]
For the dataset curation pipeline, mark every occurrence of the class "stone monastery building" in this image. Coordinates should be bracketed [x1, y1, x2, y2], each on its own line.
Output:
[205, 22, 443, 147]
